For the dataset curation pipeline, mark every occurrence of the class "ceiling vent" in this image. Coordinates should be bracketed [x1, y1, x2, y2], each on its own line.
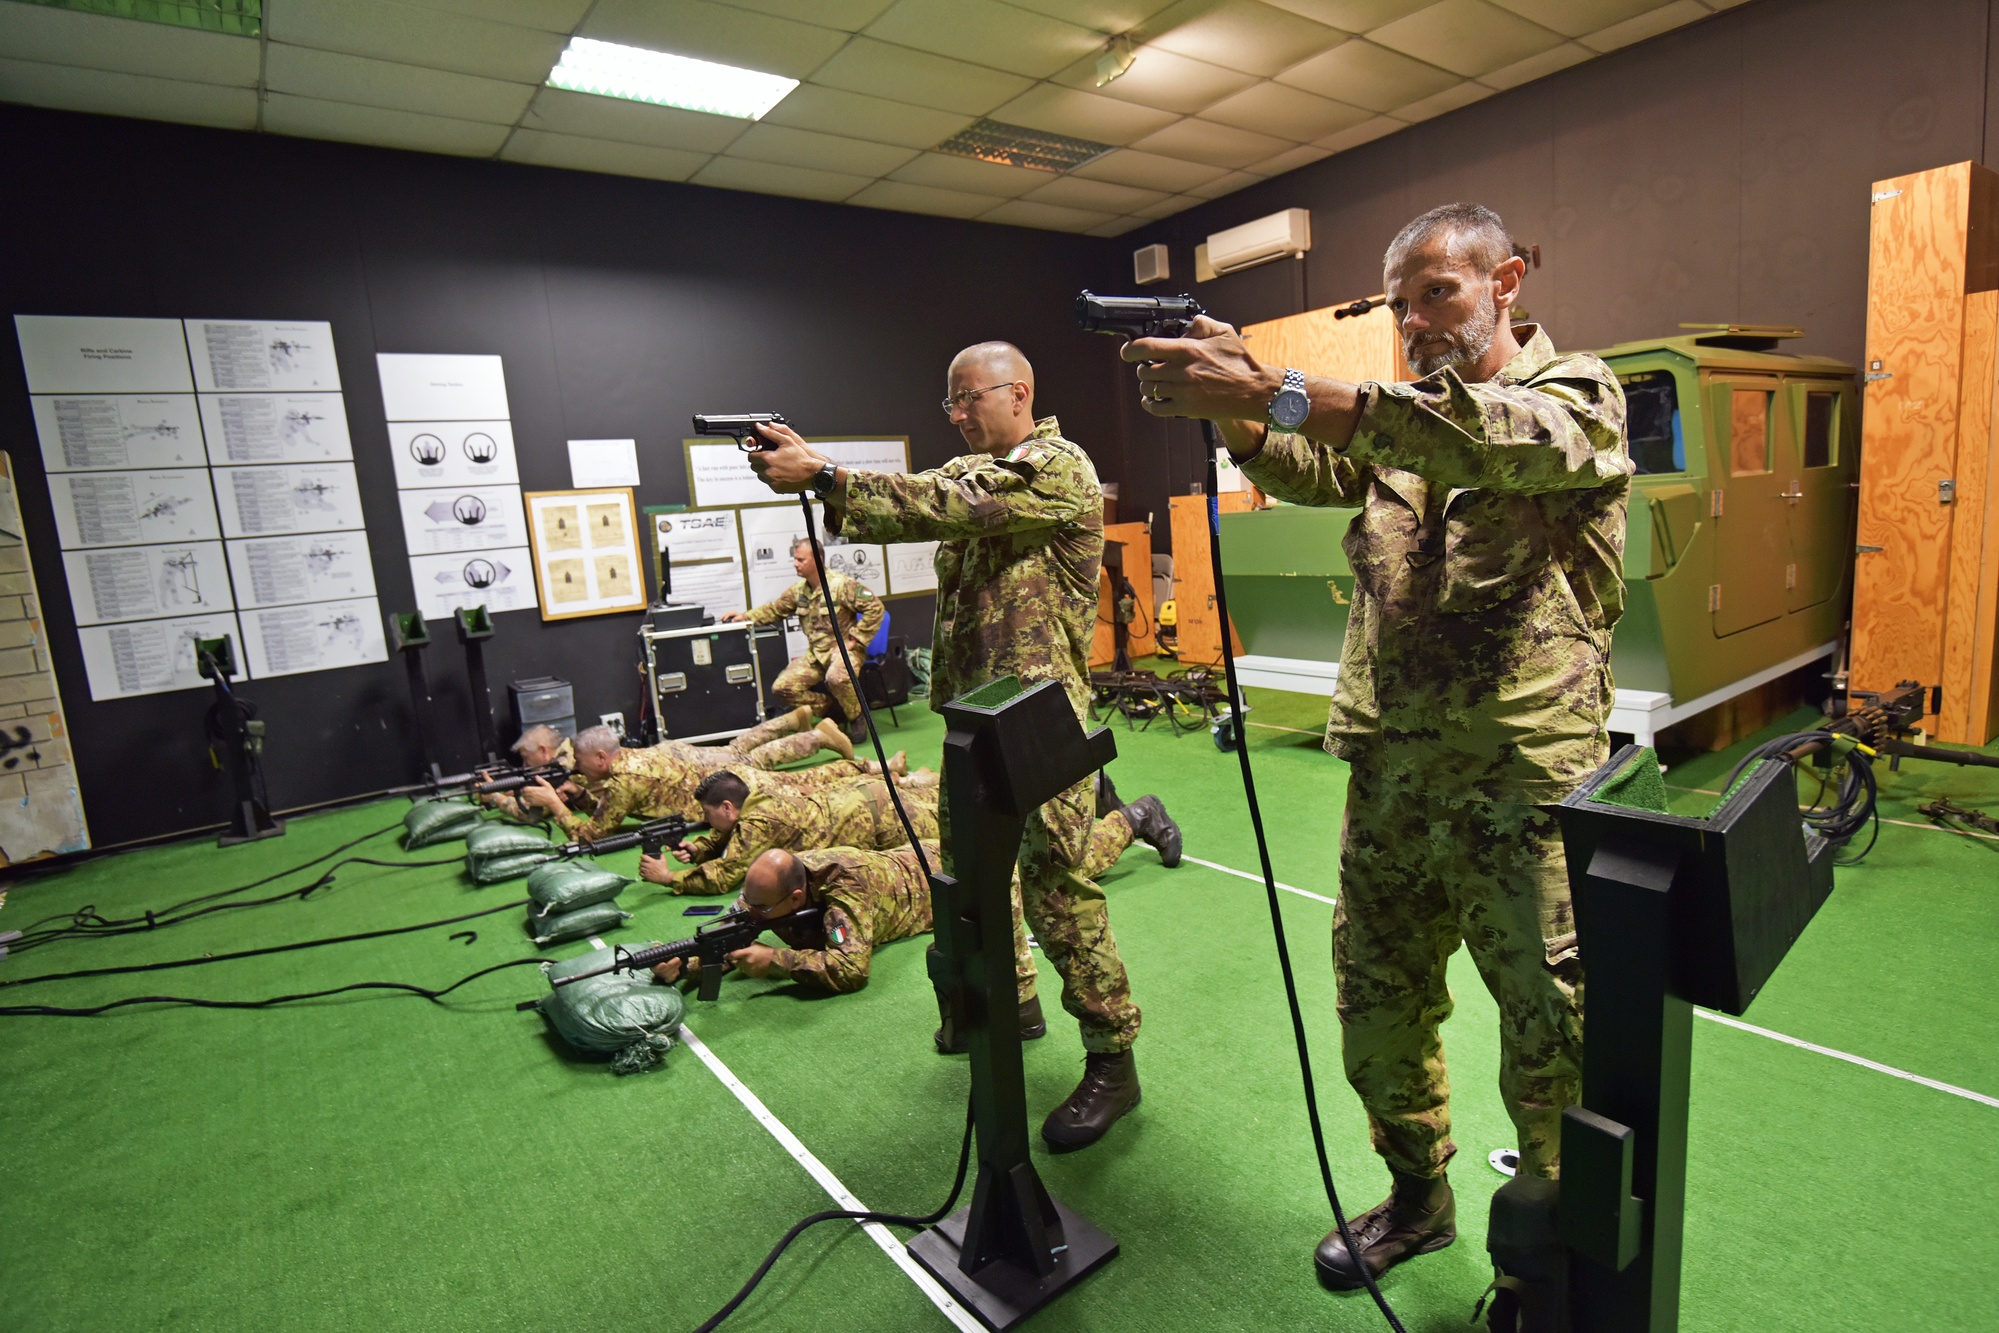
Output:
[934, 119, 1115, 174]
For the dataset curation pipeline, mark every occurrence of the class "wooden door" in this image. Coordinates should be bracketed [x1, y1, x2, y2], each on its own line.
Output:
[1710, 376, 1789, 636]
[1169, 493, 1247, 665]
[1783, 380, 1856, 612]
[1091, 520, 1154, 667]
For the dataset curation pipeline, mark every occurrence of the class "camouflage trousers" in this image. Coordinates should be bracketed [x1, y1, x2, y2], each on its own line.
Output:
[773, 654, 861, 721]
[656, 707, 822, 769]
[945, 774, 1141, 1054]
[1335, 766, 1583, 1181]
[1003, 808, 1137, 1003]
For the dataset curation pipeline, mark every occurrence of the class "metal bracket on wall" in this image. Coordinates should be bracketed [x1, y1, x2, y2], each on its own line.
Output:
[1939, 479, 1957, 504]
[1871, 188, 1903, 203]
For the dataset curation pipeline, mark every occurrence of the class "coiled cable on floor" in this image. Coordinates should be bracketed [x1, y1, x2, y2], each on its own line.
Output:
[1721, 730, 1879, 862]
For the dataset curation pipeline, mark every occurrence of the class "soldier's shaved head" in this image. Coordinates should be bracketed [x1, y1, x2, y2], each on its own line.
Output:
[945, 341, 1037, 454]
[950, 341, 1035, 392]
[744, 848, 807, 911]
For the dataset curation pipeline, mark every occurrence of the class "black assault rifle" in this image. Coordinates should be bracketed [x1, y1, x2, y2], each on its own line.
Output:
[1076, 290, 1205, 338]
[693, 412, 787, 453]
[472, 763, 571, 796]
[543, 904, 822, 1002]
[559, 815, 705, 860]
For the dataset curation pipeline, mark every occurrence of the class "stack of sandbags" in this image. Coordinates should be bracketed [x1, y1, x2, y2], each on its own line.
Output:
[525, 860, 632, 946]
[464, 823, 560, 884]
[403, 799, 482, 849]
[531, 963, 684, 1075]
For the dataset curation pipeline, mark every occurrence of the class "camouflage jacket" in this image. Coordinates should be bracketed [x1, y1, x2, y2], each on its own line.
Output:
[1240, 326, 1631, 800]
[554, 747, 704, 842]
[674, 776, 938, 896]
[833, 416, 1101, 718]
[748, 569, 884, 662]
[765, 841, 939, 992]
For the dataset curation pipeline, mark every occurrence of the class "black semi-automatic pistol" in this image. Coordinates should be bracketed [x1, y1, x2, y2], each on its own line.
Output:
[1076, 290, 1206, 339]
[693, 412, 786, 453]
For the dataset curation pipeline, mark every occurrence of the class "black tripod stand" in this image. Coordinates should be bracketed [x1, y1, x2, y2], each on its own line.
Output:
[197, 635, 283, 848]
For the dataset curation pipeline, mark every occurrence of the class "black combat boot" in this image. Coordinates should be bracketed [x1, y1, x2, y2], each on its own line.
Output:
[933, 995, 1047, 1054]
[1119, 795, 1183, 868]
[1040, 1050, 1140, 1150]
[1313, 1167, 1456, 1290]
[1094, 769, 1122, 818]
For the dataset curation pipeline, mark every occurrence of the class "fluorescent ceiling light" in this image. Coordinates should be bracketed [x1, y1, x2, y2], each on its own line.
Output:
[546, 37, 798, 120]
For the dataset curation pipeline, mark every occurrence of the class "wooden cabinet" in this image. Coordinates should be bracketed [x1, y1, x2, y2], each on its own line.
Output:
[1168, 493, 1248, 665]
[1090, 520, 1154, 667]
[1855, 161, 1999, 745]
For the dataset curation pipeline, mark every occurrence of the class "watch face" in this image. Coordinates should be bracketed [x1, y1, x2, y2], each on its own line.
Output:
[1271, 390, 1310, 430]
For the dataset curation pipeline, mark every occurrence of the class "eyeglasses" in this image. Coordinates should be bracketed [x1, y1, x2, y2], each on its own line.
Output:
[941, 382, 1019, 417]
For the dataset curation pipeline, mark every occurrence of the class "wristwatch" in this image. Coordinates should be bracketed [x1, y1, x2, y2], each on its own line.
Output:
[809, 461, 839, 498]
[1266, 367, 1310, 431]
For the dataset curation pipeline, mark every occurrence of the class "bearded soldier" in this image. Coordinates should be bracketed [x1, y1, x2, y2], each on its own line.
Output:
[1123, 202, 1630, 1287]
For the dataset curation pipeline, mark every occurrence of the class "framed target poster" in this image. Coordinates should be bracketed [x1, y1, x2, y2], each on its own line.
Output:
[522, 487, 647, 621]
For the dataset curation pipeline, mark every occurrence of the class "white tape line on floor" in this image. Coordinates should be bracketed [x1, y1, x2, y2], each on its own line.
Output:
[1182, 853, 1338, 906]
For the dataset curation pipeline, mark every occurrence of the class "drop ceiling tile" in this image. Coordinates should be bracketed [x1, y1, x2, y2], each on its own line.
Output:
[265, 0, 568, 82]
[808, 38, 1033, 116]
[263, 92, 514, 156]
[1072, 147, 1229, 192]
[1201, 81, 1372, 140]
[1257, 0, 1433, 27]
[863, 0, 1101, 80]
[579, 0, 848, 80]
[1048, 46, 1260, 115]
[1393, 78, 1492, 121]
[1578, 0, 1710, 52]
[265, 45, 536, 124]
[980, 198, 1118, 232]
[1248, 143, 1334, 176]
[1315, 112, 1403, 151]
[1183, 169, 1266, 200]
[1369, 0, 1563, 77]
[693, 155, 874, 201]
[847, 179, 1009, 218]
[988, 84, 1180, 145]
[762, 85, 975, 147]
[1006, 1, 1181, 29]
[889, 151, 1055, 198]
[0, 56, 258, 129]
[1130, 117, 1293, 169]
[501, 128, 713, 181]
[1488, 0, 1665, 38]
[704, 0, 898, 26]
[1144, 0, 1347, 76]
[725, 122, 920, 174]
[1479, 39, 1591, 89]
[0, 5, 259, 85]
[1023, 175, 1171, 213]
[1133, 193, 1202, 219]
[522, 87, 753, 152]
[1276, 38, 1458, 111]
[1087, 216, 1150, 237]
[398, 0, 596, 32]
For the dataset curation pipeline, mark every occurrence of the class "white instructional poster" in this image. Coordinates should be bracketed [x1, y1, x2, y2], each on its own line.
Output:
[198, 392, 353, 464]
[77, 611, 243, 701]
[61, 540, 233, 626]
[408, 547, 536, 620]
[225, 532, 378, 609]
[388, 421, 520, 488]
[376, 353, 509, 421]
[31, 394, 206, 471]
[398, 484, 529, 553]
[887, 541, 940, 595]
[686, 437, 908, 509]
[185, 319, 341, 392]
[213, 462, 366, 538]
[741, 504, 810, 607]
[653, 509, 739, 564]
[665, 559, 748, 618]
[568, 438, 640, 488]
[238, 595, 388, 679]
[823, 543, 888, 596]
[14, 315, 194, 394]
[48, 469, 221, 549]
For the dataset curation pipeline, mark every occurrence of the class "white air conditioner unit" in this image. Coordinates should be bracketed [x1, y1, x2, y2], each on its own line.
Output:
[1204, 207, 1311, 277]
[1132, 243, 1169, 285]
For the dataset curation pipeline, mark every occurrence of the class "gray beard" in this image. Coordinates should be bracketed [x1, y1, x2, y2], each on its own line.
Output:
[1405, 294, 1499, 377]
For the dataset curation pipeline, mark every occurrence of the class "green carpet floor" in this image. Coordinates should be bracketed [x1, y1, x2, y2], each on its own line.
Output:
[3, 682, 1996, 1332]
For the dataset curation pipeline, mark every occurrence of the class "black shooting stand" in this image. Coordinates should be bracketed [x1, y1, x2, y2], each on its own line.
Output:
[1500, 746, 1837, 1332]
[455, 604, 498, 764]
[198, 635, 283, 848]
[388, 611, 444, 783]
[907, 677, 1120, 1330]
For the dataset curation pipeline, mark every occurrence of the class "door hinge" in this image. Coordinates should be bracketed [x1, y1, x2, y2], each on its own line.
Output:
[1862, 371, 1892, 384]
[1939, 478, 1957, 504]
[1709, 584, 1722, 612]
[1710, 489, 1724, 517]
[1856, 544, 1884, 554]
[1785, 563, 1797, 589]
[1872, 188, 1903, 203]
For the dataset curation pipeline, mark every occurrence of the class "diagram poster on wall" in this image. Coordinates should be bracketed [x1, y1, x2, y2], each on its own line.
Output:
[684, 436, 908, 509]
[523, 488, 646, 621]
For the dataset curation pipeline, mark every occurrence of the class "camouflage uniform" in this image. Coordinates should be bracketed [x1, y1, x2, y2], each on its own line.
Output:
[673, 776, 939, 897]
[748, 569, 884, 720]
[553, 747, 707, 842]
[835, 416, 1140, 1054]
[1239, 326, 1630, 1179]
[654, 709, 825, 770]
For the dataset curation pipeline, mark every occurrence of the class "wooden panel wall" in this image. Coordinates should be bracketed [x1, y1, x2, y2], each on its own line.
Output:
[1241, 300, 1404, 386]
[1169, 493, 1249, 666]
[1941, 289, 1998, 741]
[1091, 520, 1155, 668]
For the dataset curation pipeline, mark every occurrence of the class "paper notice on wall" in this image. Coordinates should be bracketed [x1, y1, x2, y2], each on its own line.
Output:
[237, 596, 388, 679]
[664, 559, 747, 618]
[61, 540, 233, 626]
[653, 509, 739, 564]
[226, 532, 377, 609]
[741, 505, 809, 606]
[185, 319, 341, 392]
[376, 353, 509, 421]
[14, 315, 194, 394]
[388, 421, 520, 488]
[198, 392, 353, 464]
[567, 438, 640, 488]
[685, 437, 908, 509]
[76, 611, 242, 701]
[887, 541, 939, 595]
[48, 469, 221, 548]
[398, 484, 528, 553]
[823, 543, 888, 596]
[31, 394, 207, 471]
[409, 546, 536, 620]
[212, 462, 365, 537]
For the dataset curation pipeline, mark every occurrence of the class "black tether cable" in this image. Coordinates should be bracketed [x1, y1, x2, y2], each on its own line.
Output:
[1202, 422, 1407, 1332]
[0, 956, 545, 1017]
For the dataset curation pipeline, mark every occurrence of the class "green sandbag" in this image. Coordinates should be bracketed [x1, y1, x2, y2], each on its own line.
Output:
[468, 850, 556, 884]
[536, 965, 685, 1075]
[527, 860, 630, 913]
[529, 902, 631, 947]
[465, 823, 556, 858]
[403, 800, 482, 849]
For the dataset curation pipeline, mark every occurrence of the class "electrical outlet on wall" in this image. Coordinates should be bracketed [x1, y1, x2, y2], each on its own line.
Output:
[600, 711, 626, 738]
